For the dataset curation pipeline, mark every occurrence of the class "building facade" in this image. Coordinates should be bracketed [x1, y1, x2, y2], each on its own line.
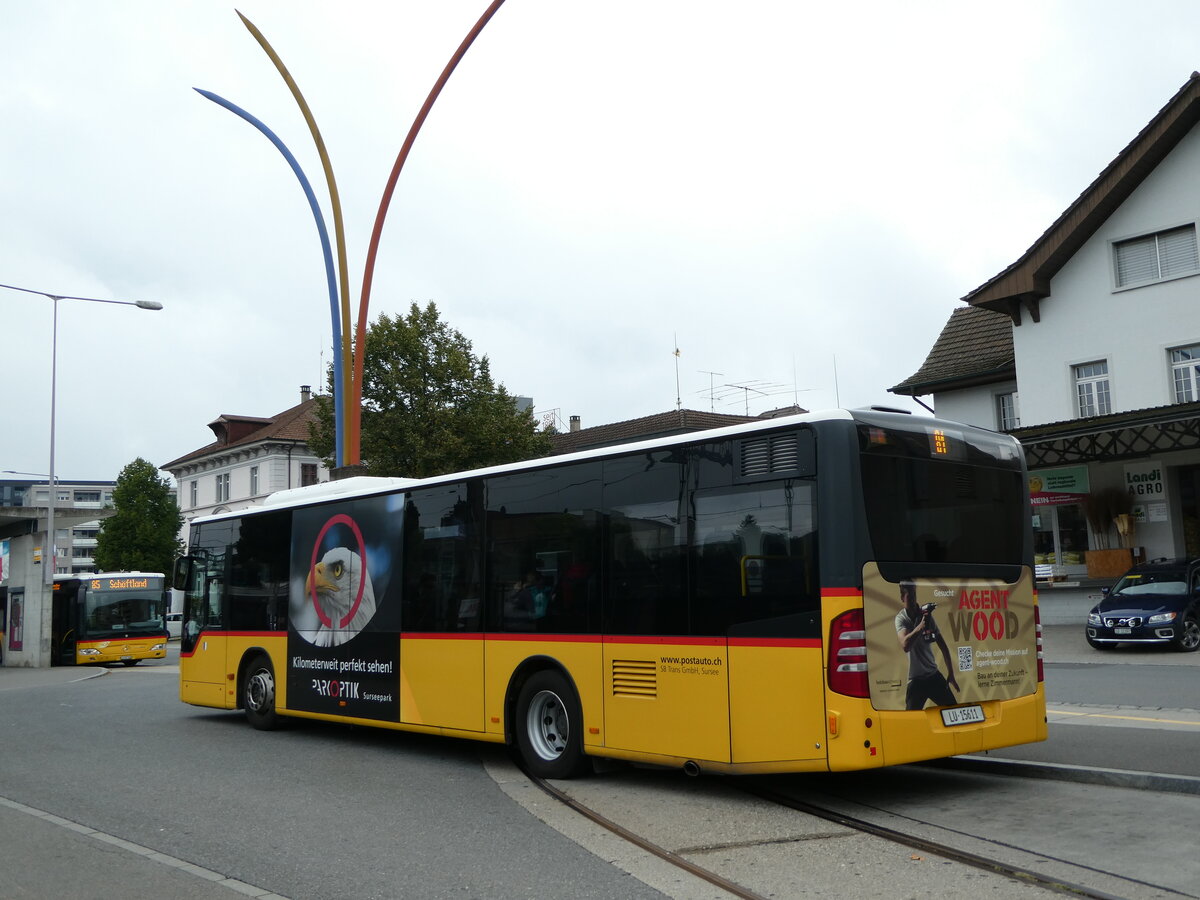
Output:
[162, 386, 329, 533]
[0, 478, 115, 577]
[893, 73, 1200, 579]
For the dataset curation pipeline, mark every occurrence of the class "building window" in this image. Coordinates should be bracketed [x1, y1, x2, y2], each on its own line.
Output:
[215, 473, 230, 503]
[1074, 361, 1111, 417]
[189, 480, 198, 509]
[997, 392, 1020, 430]
[1114, 224, 1199, 288]
[1171, 345, 1200, 402]
[74, 491, 100, 503]
[300, 464, 318, 487]
[250, 466, 260, 496]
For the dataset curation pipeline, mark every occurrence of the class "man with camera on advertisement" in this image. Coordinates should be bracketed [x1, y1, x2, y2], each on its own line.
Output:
[896, 579, 959, 710]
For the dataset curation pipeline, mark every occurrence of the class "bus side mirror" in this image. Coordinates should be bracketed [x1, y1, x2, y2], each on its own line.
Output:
[172, 556, 193, 592]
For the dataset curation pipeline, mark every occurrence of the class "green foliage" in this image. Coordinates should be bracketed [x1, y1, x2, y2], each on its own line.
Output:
[94, 458, 184, 574]
[309, 302, 551, 478]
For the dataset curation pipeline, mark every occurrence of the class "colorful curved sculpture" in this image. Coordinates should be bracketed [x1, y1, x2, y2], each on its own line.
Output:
[193, 88, 346, 468]
[200, 2, 508, 468]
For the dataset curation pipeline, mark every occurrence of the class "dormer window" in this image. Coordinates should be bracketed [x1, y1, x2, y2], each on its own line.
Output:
[1114, 224, 1198, 288]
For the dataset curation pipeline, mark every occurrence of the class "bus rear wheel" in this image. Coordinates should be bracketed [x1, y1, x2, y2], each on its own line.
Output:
[244, 654, 279, 730]
[514, 670, 590, 779]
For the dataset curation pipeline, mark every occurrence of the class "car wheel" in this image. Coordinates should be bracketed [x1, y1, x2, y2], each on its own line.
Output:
[1086, 635, 1116, 650]
[1173, 614, 1200, 652]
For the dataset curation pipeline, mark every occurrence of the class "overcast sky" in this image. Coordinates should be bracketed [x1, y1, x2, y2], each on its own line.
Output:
[4, 0, 1200, 483]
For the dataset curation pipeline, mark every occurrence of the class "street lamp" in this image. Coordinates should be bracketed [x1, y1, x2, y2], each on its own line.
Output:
[0, 283, 162, 583]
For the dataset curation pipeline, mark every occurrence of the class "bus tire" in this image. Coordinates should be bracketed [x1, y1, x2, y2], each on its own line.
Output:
[244, 654, 279, 730]
[513, 670, 590, 779]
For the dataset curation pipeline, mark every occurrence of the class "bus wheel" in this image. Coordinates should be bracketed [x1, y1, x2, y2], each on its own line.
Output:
[244, 654, 279, 730]
[514, 670, 590, 779]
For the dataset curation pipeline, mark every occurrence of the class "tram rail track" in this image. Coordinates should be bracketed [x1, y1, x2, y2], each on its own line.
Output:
[520, 757, 1199, 900]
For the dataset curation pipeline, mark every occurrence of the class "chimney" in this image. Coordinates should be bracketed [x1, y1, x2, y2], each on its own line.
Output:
[300, 385, 312, 403]
[569, 415, 581, 433]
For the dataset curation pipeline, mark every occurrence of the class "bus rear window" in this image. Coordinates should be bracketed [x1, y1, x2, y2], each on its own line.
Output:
[859, 454, 1025, 566]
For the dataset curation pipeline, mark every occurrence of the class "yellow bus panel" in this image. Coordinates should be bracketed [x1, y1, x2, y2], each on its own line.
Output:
[401, 635, 484, 731]
[603, 638, 730, 763]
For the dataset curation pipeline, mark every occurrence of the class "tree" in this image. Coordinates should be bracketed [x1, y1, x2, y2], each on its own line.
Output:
[310, 302, 551, 478]
[94, 458, 184, 574]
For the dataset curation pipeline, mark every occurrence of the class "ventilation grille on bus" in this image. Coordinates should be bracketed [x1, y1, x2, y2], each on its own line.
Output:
[740, 433, 799, 478]
[611, 659, 657, 698]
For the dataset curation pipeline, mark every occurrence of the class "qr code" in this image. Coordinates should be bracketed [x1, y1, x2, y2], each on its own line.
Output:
[957, 645, 973, 672]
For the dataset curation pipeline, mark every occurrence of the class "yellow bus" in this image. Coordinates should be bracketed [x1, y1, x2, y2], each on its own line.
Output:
[174, 409, 1045, 776]
[52, 572, 170, 666]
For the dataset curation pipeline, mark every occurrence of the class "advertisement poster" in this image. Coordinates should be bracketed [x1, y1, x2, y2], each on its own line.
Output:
[287, 494, 405, 721]
[1028, 465, 1089, 507]
[862, 564, 1036, 711]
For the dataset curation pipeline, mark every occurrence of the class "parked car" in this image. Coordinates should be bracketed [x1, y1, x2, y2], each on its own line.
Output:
[166, 612, 182, 640]
[1086, 557, 1200, 652]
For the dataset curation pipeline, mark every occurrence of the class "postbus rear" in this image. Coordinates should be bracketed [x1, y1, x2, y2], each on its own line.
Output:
[822, 411, 1046, 770]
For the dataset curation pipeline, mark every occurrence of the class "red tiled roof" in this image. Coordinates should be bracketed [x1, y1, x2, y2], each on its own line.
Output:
[162, 398, 320, 470]
[890, 305, 1014, 396]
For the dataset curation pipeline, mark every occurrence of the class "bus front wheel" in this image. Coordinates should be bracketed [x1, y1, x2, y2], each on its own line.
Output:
[513, 670, 590, 779]
[244, 654, 279, 730]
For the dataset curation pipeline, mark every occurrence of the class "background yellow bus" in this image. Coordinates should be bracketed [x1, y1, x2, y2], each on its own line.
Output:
[52, 572, 169, 666]
[174, 408, 1045, 776]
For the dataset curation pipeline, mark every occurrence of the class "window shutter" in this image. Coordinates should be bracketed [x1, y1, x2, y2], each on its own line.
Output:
[1157, 225, 1198, 278]
[1115, 235, 1157, 286]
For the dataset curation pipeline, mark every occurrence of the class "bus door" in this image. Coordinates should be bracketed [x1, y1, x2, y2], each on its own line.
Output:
[50, 580, 80, 666]
[695, 483, 826, 765]
[177, 555, 228, 707]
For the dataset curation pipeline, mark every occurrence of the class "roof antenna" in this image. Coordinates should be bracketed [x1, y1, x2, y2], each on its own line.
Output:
[673, 335, 682, 412]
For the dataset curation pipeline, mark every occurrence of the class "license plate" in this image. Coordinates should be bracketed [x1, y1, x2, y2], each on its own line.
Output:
[121, 655, 133, 660]
[1114, 627, 1132, 635]
[941, 705, 985, 727]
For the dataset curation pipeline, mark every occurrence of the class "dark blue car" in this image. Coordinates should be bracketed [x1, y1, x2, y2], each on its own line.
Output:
[1087, 558, 1200, 652]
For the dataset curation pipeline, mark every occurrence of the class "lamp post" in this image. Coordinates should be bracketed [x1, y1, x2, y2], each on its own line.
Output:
[0, 283, 162, 584]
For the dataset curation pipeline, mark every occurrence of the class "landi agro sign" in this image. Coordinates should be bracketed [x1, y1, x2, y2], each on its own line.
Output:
[1124, 460, 1165, 498]
[1028, 466, 1089, 506]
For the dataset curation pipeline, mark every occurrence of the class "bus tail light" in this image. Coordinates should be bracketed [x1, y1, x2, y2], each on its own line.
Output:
[1034, 604, 1044, 682]
[828, 609, 869, 697]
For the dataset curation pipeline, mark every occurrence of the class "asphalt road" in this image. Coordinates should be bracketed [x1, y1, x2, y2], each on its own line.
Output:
[0, 661, 665, 900]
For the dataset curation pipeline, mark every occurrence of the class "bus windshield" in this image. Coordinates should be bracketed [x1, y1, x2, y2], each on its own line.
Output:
[857, 420, 1026, 567]
[81, 576, 167, 638]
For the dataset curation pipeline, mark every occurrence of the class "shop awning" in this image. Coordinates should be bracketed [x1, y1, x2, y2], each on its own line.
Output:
[1009, 401, 1200, 467]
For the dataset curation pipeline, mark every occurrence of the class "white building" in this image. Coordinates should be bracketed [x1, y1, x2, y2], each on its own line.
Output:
[893, 73, 1200, 579]
[163, 386, 329, 532]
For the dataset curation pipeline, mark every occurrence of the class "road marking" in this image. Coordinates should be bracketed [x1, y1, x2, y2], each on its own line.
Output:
[0, 795, 289, 899]
[1047, 704, 1200, 730]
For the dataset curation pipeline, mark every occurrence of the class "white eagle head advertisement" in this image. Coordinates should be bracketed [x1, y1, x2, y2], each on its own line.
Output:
[288, 494, 403, 721]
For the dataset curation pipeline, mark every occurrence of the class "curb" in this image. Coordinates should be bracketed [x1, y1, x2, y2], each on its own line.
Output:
[922, 754, 1200, 795]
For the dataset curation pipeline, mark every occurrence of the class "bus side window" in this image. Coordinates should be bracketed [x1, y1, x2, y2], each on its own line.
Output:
[206, 578, 223, 627]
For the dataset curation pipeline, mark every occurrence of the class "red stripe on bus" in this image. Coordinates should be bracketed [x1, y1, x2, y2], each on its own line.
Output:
[821, 587, 862, 598]
[400, 632, 483, 641]
[482, 633, 598, 643]
[727, 637, 822, 648]
[599, 635, 727, 647]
